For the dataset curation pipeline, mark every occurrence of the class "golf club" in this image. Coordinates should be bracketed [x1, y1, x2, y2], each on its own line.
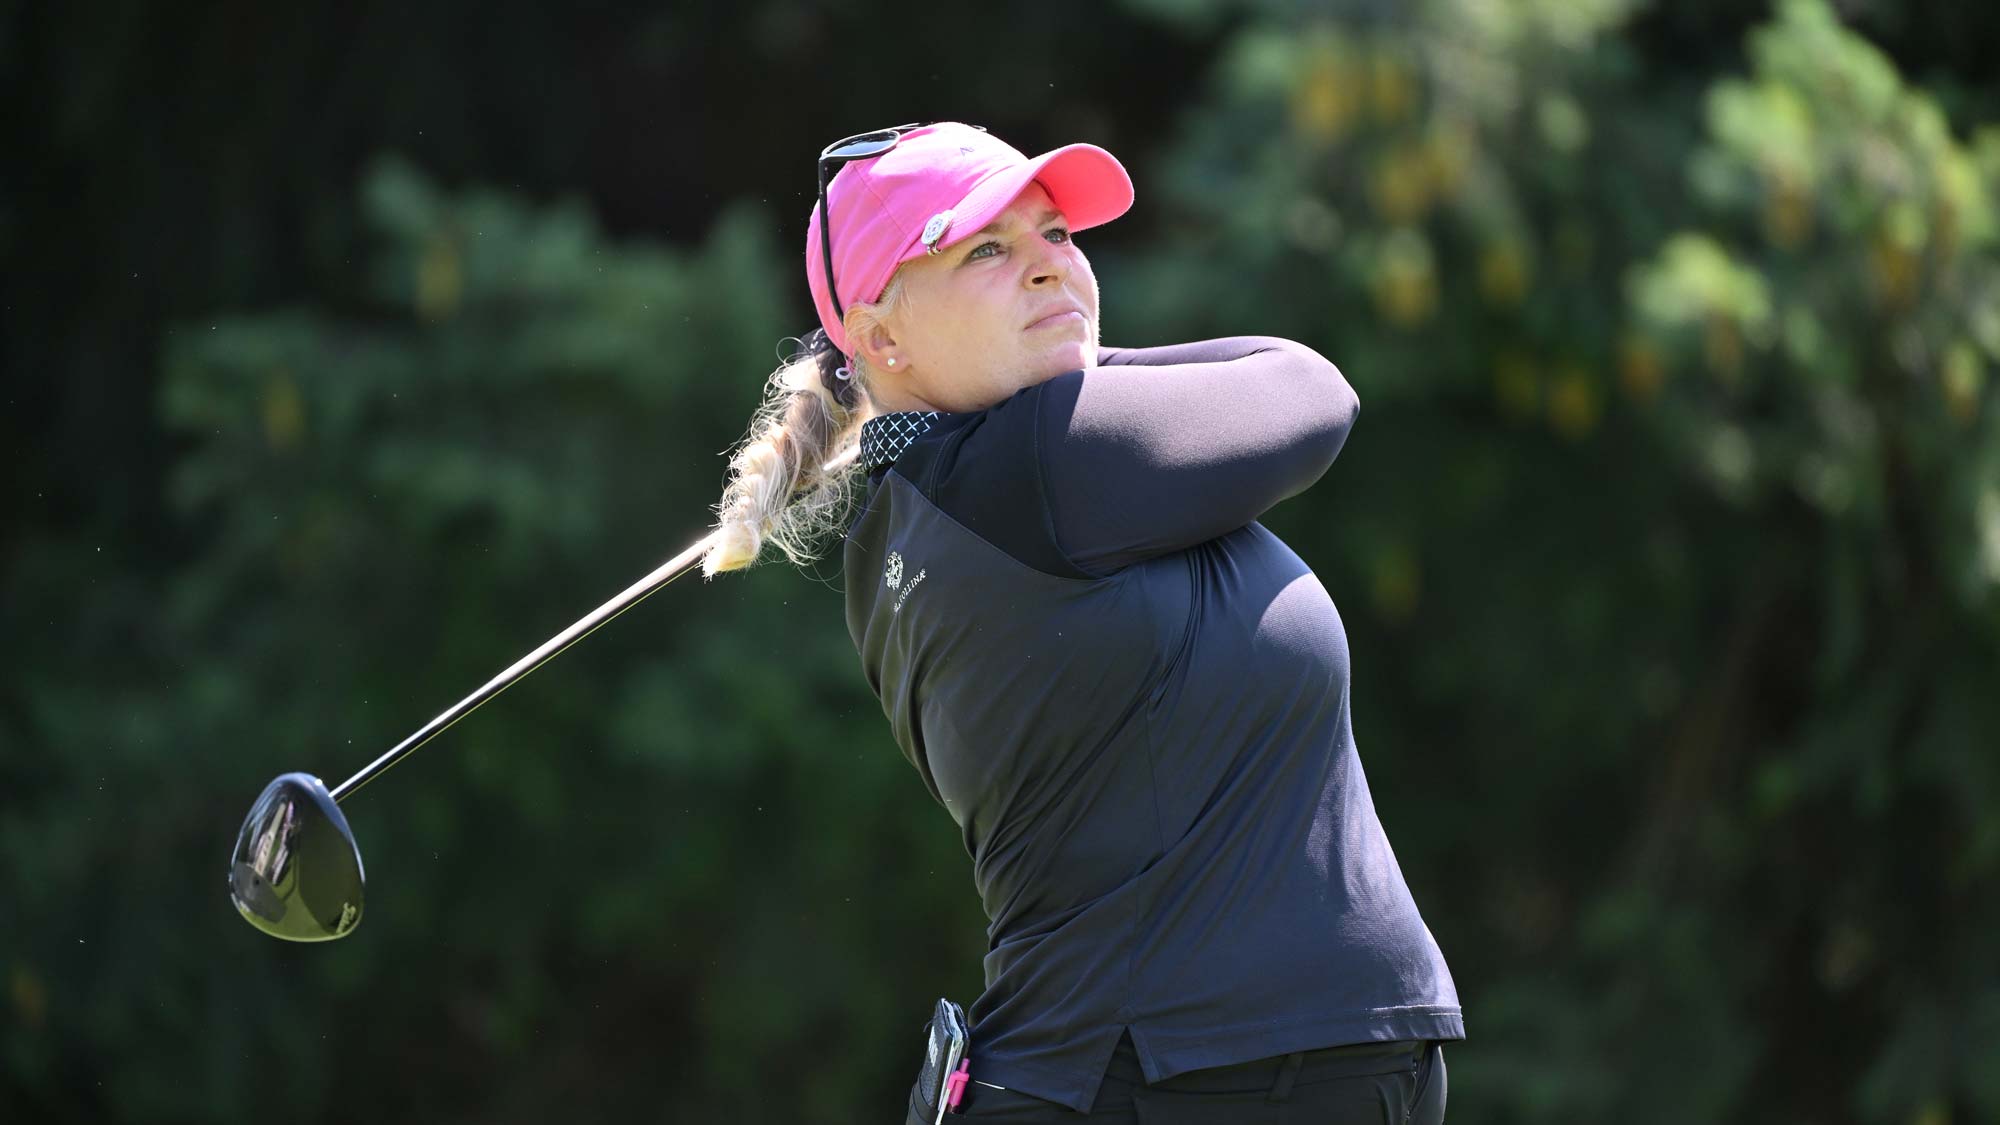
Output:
[228, 447, 856, 941]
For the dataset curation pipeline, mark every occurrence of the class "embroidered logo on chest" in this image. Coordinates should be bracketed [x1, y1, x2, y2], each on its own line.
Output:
[884, 550, 925, 614]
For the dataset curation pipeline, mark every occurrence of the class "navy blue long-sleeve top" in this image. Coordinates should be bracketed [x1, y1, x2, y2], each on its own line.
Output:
[842, 336, 1463, 1113]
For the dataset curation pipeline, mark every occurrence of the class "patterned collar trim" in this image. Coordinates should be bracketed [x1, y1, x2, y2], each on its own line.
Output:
[859, 410, 952, 471]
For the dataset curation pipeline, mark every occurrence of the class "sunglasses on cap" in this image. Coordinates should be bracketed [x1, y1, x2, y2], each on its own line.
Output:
[815, 122, 988, 346]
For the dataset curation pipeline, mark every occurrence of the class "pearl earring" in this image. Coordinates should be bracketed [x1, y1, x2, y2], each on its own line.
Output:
[886, 357, 897, 367]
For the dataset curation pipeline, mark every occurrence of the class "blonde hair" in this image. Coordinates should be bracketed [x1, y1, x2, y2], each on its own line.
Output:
[701, 274, 908, 577]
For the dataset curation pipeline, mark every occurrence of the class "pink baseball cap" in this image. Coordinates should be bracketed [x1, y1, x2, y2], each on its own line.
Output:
[805, 122, 1134, 356]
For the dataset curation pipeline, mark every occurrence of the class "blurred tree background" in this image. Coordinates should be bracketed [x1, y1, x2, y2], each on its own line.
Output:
[5, 0, 1998, 1121]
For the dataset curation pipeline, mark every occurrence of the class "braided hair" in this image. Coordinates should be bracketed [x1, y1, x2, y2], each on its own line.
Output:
[701, 272, 907, 576]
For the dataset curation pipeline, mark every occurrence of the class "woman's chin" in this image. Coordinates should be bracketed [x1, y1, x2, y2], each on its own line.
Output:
[1038, 340, 1094, 374]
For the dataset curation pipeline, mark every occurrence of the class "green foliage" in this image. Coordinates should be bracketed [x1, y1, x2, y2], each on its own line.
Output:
[9, 2, 2000, 1122]
[1619, 3, 2000, 1115]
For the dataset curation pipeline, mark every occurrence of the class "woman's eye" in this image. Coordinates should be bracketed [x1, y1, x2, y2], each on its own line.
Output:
[967, 228, 1071, 260]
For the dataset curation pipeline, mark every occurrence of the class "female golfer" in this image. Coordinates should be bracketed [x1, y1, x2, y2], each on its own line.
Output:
[703, 122, 1460, 1123]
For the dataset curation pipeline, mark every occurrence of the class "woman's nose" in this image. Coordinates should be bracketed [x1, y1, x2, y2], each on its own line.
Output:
[1026, 245, 1069, 287]
[1024, 255, 1072, 286]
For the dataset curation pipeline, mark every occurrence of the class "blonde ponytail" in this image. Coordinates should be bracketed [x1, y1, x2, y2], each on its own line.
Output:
[702, 276, 906, 577]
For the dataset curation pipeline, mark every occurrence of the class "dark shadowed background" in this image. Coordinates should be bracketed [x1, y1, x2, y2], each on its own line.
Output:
[6, 0, 1999, 1121]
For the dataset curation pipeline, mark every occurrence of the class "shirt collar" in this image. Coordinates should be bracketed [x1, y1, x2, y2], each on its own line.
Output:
[858, 409, 966, 471]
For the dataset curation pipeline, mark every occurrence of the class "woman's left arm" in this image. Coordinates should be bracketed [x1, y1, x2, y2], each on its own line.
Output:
[1095, 339, 1281, 368]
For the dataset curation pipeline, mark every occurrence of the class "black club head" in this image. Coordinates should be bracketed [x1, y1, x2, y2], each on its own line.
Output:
[229, 772, 365, 941]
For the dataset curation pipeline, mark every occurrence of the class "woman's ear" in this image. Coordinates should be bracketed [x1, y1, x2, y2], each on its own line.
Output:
[850, 316, 902, 373]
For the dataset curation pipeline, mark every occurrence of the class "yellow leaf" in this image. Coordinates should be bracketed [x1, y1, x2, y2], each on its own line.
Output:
[417, 234, 463, 321]
[1547, 365, 1602, 440]
[1478, 240, 1531, 307]
[1620, 337, 1666, 402]
[262, 369, 305, 453]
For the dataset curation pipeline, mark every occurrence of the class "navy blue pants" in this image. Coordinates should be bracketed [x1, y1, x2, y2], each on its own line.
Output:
[923, 1032, 1447, 1123]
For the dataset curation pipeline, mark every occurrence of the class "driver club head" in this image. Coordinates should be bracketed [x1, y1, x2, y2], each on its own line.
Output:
[229, 772, 365, 941]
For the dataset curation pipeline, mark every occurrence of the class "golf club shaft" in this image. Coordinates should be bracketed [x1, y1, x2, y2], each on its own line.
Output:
[327, 447, 858, 804]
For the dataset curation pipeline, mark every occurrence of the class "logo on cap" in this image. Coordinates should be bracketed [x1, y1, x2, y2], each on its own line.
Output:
[921, 211, 955, 256]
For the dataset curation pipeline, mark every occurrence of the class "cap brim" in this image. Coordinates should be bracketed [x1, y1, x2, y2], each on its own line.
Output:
[918, 143, 1134, 261]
